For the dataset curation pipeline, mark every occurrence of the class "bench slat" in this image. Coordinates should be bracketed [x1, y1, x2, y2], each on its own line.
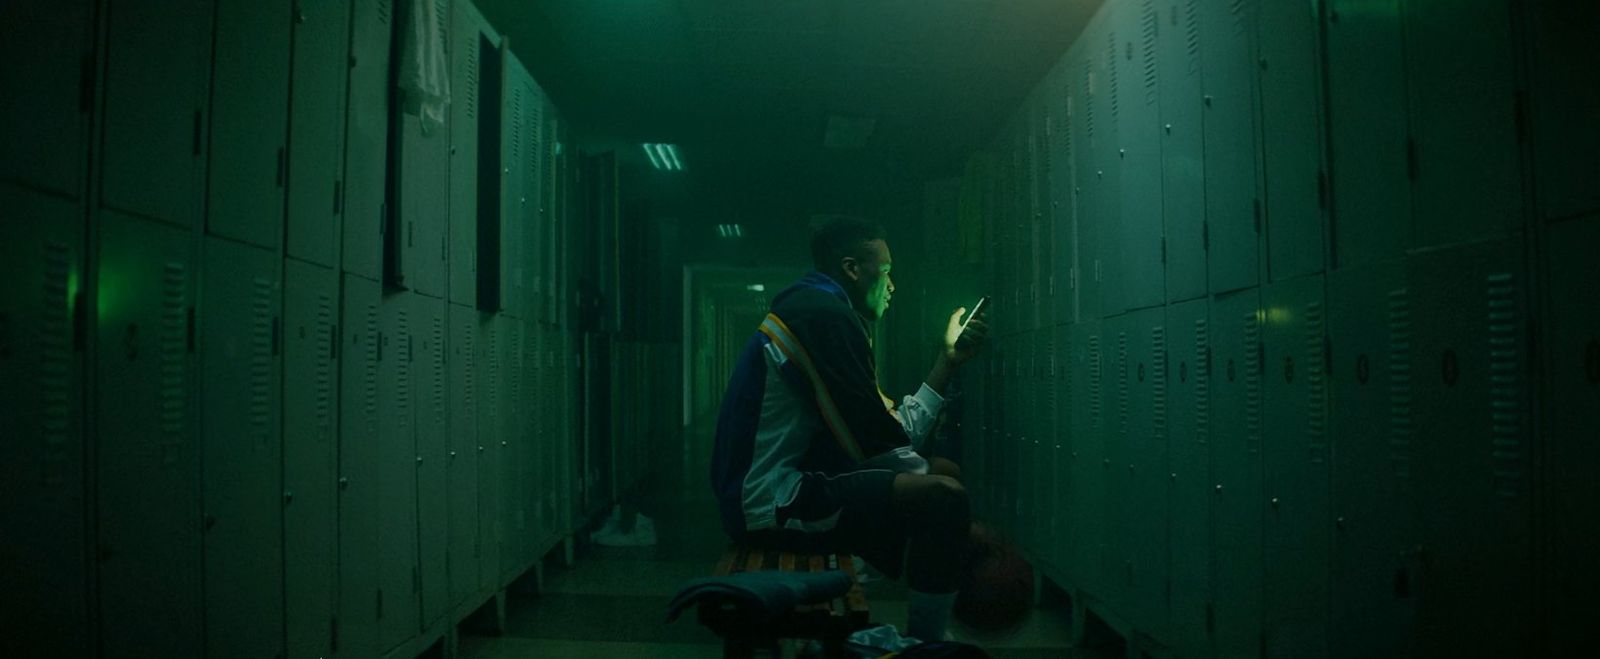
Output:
[836, 554, 870, 614]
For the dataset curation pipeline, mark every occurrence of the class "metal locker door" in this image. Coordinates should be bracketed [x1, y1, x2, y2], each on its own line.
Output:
[448, 2, 488, 306]
[1114, 0, 1167, 313]
[1541, 217, 1600, 654]
[200, 236, 284, 659]
[1261, 273, 1331, 658]
[1015, 333, 1033, 549]
[1165, 296, 1212, 659]
[377, 289, 420, 648]
[1257, 0, 1327, 282]
[343, 0, 395, 281]
[476, 312, 503, 592]
[1326, 261, 1415, 659]
[337, 273, 382, 658]
[0, 186, 87, 655]
[396, 105, 451, 296]
[1049, 324, 1073, 573]
[1036, 86, 1060, 328]
[1090, 18, 1126, 318]
[446, 303, 480, 607]
[95, 211, 202, 656]
[1404, 0, 1522, 249]
[1099, 315, 1134, 618]
[1324, 0, 1411, 270]
[286, 0, 352, 267]
[413, 294, 449, 627]
[1208, 286, 1264, 659]
[499, 59, 528, 318]
[1407, 241, 1533, 656]
[282, 257, 339, 659]
[1071, 45, 1104, 322]
[1200, 0, 1262, 294]
[99, 0, 211, 229]
[1069, 321, 1106, 595]
[1126, 306, 1169, 640]
[0, 0, 91, 196]
[1159, 0, 1207, 304]
[500, 315, 527, 579]
[1036, 329, 1059, 571]
[208, 0, 291, 249]
[1049, 64, 1079, 326]
[1527, 4, 1600, 222]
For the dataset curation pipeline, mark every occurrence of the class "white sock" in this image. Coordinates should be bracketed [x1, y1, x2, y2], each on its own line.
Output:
[907, 589, 957, 642]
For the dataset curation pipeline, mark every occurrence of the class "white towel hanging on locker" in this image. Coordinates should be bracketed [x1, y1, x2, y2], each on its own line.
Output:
[400, 0, 451, 134]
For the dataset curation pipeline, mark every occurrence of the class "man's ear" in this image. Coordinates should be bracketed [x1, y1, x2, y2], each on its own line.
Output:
[840, 257, 861, 282]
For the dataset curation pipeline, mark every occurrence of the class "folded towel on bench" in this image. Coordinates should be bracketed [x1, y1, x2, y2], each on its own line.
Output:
[664, 569, 855, 628]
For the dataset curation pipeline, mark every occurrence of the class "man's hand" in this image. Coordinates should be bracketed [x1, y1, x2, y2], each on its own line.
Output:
[943, 306, 989, 365]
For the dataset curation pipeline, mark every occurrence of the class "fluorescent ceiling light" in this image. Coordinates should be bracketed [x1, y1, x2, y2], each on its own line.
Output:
[642, 143, 684, 171]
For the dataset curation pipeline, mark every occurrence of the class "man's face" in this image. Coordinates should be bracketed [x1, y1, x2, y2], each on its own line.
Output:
[846, 239, 895, 322]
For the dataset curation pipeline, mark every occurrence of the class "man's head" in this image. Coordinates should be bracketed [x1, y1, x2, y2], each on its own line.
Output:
[810, 216, 894, 321]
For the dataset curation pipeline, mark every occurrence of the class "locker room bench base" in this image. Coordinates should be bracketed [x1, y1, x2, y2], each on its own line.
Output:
[700, 545, 872, 659]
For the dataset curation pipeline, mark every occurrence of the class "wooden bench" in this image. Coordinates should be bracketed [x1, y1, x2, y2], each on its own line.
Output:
[699, 545, 872, 658]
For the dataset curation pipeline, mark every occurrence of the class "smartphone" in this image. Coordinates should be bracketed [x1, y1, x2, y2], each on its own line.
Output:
[961, 296, 990, 332]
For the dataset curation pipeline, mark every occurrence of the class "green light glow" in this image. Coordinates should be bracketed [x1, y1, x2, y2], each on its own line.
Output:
[643, 144, 663, 169]
[664, 144, 683, 171]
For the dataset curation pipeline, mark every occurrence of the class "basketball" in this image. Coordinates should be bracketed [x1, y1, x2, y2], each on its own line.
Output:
[953, 525, 1034, 633]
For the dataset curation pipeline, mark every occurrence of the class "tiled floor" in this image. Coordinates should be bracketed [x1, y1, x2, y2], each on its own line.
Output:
[459, 424, 1105, 658]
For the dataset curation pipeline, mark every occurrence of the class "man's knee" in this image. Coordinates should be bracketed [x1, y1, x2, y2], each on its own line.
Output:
[893, 474, 971, 532]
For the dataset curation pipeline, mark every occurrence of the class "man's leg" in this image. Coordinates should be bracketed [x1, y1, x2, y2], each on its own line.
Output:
[928, 456, 962, 481]
[892, 473, 972, 640]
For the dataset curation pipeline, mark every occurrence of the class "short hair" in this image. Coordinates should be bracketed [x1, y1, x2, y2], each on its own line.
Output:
[809, 215, 887, 273]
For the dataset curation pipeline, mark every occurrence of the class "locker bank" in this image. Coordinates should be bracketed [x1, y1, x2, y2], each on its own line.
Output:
[1, 1, 1595, 657]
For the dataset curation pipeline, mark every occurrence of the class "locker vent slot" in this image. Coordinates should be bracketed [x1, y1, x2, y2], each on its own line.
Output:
[431, 315, 445, 418]
[1063, 88, 1075, 155]
[376, 0, 391, 26]
[316, 293, 335, 433]
[1195, 319, 1210, 445]
[484, 327, 499, 420]
[41, 242, 72, 485]
[465, 38, 478, 121]
[397, 310, 411, 420]
[251, 278, 274, 448]
[1387, 288, 1412, 479]
[1230, 0, 1250, 36]
[462, 320, 475, 408]
[1084, 62, 1095, 141]
[1089, 334, 1103, 430]
[1142, 0, 1159, 105]
[1107, 31, 1119, 118]
[364, 305, 380, 420]
[1153, 326, 1168, 440]
[1185, 0, 1200, 72]
[160, 262, 189, 463]
[1486, 273, 1521, 498]
[1244, 311, 1261, 455]
[1306, 301, 1327, 464]
[1118, 332, 1130, 439]
[510, 90, 521, 162]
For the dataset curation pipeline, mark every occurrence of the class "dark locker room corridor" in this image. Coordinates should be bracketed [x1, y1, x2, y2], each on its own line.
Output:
[2, 1, 1597, 658]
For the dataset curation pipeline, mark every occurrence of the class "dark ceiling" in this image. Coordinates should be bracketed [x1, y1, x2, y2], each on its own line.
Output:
[476, 0, 1103, 255]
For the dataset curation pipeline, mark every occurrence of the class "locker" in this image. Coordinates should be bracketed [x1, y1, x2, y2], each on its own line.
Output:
[1125, 306, 1169, 638]
[501, 315, 529, 578]
[0, 185, 87, 655]
[1047, 63, 1079, 325]
[446, 303, 481, 607]
[413, 294, 450, 627]
[1068, 321, 1106, 596]
[539, 328, 559, 541]
[337, 273, 382, 658]
[1158, 0, 1207, 303]
[539, 102, 558, 322]
[207, 0, 291, 249]
[1048, 324, 1073, 573]
[1099, 316, 1135, 617]
[1112, 0, 1166, 313]
[1165, 296, 1212, 659]
[1261, 273, 1330, 658]
[1326, 261, 1416, 659]
[1199, 0, 1261, 294]
[1407, 240, 1533, 656]
[378, 289, 420, 648]
[1404, 0, 1522, 248]
[396, 107, 450, 297]
[282, 257, 339, 659]
[1257, 0, 1327, 281]
[286, 0, 352, 267]
[343, 0, 395, 280]
[200, 236, 283, 658]
[1207, 286, 1263, 659]
[1541, 217, 1600, 654]
[1089, 20, 1125, 318]
[1324, 0, 1411, 269]
[449, 1, 494, 306]
[1035, 328, 1060, 572]
[95, 211, 202, 657]
[1029, 95, 1054, 330]
[477, 313, 505, 591]
[0, 0, 91, 196]
[499, 56, 531, 318]
[1527, 3, 1600, 221]
[99, 0, 212, 228]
